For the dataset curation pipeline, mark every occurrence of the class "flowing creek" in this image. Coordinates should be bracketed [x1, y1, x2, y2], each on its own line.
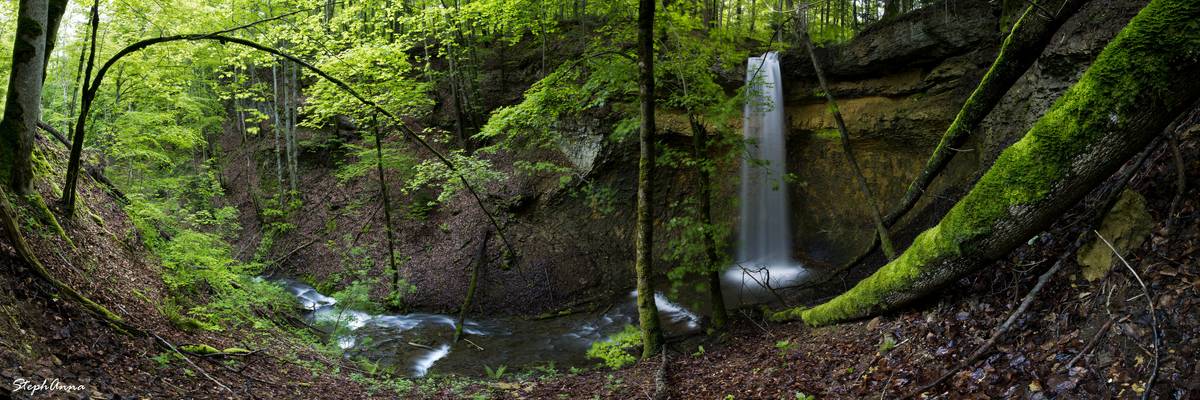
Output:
[273, 278, 704, 377]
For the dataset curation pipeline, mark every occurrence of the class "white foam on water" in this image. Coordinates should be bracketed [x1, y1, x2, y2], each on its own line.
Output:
[625, 291, 701, 330]
[722, 262, 807, 289]
[411, 344, 451, 377]
[313, 308, 373, 331]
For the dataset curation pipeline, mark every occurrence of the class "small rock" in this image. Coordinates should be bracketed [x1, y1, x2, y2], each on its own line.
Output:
[866, 316, 882, 331]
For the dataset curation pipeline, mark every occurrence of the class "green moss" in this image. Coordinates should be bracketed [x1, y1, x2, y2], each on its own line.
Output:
[810, 129, 841, 140]
[776, 0, 1200, 327]
[26, 193, 74, 249]
[179, 344, 222, 355]
[222, 347, 252, 355]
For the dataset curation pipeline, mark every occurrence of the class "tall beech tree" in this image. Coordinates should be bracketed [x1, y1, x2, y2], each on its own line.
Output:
[0, 0, 49, 194]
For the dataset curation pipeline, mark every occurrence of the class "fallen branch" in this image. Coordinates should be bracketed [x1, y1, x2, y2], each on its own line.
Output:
[265, 235, 321, 267]
[0, 186, 132, 334]
[1064, 317, 1116, 370]
[462, 337, 485, 351]
[150, 333, 233, 394]
[1095, 230, 1159, 400]
[407, 342, 436, 351]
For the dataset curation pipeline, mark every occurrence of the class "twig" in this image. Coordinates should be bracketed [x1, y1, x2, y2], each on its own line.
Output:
[904, 253, 1063, 399]
[1166, 131, 1187, 232]
[266, 235, 320, 267]
[150, 333, 232, 394]
[407, 342, 436, 351]
[740, 310, 775, 339]
[462, 337, 485, 351]
[1064, 317, 1116, 370]
[1094, 231, 1159, 400]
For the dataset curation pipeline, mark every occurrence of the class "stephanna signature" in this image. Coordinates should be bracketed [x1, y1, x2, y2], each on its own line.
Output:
[11, 378, 85, 396]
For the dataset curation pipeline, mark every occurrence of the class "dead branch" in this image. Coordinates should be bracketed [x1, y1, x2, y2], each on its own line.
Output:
[1064, 317, 1116, 370]
[1095, 230, 1159, 400]
[150, 333, 233, 394]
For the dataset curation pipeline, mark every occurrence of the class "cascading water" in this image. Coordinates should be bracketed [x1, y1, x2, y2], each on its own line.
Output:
[726, 52, 806, 293]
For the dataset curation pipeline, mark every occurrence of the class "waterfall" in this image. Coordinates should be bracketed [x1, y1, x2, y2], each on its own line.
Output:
[727, 52, 805, 292]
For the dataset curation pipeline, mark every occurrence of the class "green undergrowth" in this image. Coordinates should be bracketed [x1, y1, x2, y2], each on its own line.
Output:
[586, 324, 642, 369]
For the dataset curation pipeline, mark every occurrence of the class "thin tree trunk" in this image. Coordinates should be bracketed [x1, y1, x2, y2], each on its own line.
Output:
[41, 0, 68, 85]
[799, 27, 897, 260]
[374, 116, 400, 299]
[454, 229, 490, 342]
[690, 114, 728, 332]
[271, 62, 285, 192]
[287, 62, 299, 194]
[635, 0, 664, 359]
[771, 0, 1200, 326]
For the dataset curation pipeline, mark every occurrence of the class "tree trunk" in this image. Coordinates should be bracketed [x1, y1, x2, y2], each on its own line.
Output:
[0, 0, 49, 195]
[799, 27, 898, 260]
[271, 63, 285, 192]
[455, 229, 490, 342]
[374, 117, 400, 299]
[635, 0, 664, 359]
[770, 0, 1200, 326]
[287, 62, 299, 195]
[41, 0, 68, 85]
[689, 114, 727, 332]
[882, 0, 899, 20]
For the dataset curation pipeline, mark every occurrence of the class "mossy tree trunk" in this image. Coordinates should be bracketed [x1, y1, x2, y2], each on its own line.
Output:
[771, 0, 1200, 326]
[0, 0, 49, 194]
[635, 0, 664, 359]
[881, 0, 1090, 228]
[689, 114, 728, 332]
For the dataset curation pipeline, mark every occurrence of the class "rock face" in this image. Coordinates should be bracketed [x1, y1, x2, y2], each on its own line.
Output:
[777, 0, 1148, 266]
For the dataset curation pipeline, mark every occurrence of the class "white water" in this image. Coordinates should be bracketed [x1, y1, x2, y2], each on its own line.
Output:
[730, 52, 806, 291]
[271, 278, 701, 377]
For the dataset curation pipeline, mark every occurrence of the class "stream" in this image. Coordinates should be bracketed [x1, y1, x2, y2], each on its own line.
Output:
[273, 278, 707, 377]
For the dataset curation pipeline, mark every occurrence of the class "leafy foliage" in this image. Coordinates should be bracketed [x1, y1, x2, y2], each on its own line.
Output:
[586, 324, 642, 369]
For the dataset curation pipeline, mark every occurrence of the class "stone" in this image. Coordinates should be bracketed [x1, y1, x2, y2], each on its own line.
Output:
[1076, 189, 1153, 281]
